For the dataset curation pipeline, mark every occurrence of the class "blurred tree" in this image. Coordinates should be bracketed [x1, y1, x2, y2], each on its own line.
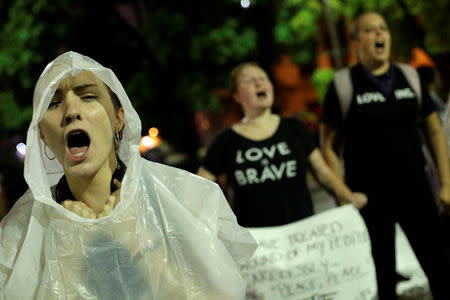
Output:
[312, 68, 334, 105]
[0, 0, 47, 135]
[120, 1, 259, 157]
[277, 0, 450, 64]
[1, 0, 448, 156]
[0, 0, 259, 162]
[276, 0, 450, 102]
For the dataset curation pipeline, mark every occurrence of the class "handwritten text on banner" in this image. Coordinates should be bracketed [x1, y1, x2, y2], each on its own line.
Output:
[243, 205, 377, 300]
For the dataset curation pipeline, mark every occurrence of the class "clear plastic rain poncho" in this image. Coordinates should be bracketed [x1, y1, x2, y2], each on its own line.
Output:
[0, 51, 257, 299]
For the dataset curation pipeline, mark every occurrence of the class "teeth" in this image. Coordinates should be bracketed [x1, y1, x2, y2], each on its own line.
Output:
[69, 145, 88, 158]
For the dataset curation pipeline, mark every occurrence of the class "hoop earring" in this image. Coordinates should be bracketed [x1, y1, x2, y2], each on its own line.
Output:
[44, 144, 56, 160]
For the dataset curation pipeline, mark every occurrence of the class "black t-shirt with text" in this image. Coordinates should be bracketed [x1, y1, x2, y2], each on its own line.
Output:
[322, 63, 436, 190]
[202, 117, 316, 227]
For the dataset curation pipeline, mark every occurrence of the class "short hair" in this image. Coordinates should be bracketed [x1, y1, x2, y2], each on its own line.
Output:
[350, 12, 384, 41]
[229, 62, 262, 93]
[104, 83, 121, 111]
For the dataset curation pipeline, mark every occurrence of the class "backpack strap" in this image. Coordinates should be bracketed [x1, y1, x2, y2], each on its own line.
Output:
[396, 63, 422, 107]
[396, 64, 441, 196]
[333, 68, 352, 121]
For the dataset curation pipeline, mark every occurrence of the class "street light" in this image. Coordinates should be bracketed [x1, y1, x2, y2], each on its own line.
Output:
[240, 0, 250, 9]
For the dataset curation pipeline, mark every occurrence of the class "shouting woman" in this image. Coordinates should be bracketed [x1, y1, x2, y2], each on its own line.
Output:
[0, 52, 256, 299]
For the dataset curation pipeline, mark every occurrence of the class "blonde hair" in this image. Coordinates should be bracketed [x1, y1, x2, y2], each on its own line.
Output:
[229, 62, 262, 93]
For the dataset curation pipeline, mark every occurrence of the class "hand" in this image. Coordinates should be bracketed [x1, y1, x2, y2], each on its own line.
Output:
[350, 192, 368, 209]
[438, 184, 450, 214]
[111, 179, 121, 207]
[341, 192, 367, 210]
[97, 195, 117, 218]
[98, 179, 121, 218]
[62, 179, 122, 219]
[62, 200, 97, 219]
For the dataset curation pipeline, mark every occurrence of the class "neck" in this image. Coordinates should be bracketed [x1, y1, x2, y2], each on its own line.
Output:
[361, 60, 390, 76]
[242, 108, 272, 124]
[65, 151, 118, 214]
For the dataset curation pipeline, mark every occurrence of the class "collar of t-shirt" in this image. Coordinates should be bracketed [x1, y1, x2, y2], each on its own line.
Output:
[358, 62, 396, 101]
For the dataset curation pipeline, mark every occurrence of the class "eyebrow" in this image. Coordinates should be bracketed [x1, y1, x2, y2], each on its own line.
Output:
[54, 84, 98, 96]
[74, 84, 98, 92]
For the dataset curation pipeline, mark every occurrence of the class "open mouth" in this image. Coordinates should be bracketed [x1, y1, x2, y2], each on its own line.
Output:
[257, 91, 267, 98]
[67, 130, 90, 160]
[375, 40, 385, 49]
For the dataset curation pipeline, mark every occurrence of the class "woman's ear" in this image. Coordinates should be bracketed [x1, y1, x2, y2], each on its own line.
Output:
[115, 107, 125, 132]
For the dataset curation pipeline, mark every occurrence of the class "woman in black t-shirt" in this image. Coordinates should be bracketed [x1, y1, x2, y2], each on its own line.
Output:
[197, 62, 367, 227]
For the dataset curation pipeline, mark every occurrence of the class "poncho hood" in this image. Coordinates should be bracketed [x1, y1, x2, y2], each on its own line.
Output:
[26, 51, 141, 210]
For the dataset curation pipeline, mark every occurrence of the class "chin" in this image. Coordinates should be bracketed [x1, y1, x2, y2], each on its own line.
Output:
[64, 158, 102, 178]
[369, 57, 388, 68]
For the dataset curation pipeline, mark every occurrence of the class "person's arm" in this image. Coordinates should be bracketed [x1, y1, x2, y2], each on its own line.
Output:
[197, 167, 217, 182]
[196, 130, 229, 183]
[320, 79, 345, 180]
[320, 124, 344, 180]
[309, 148, 367, 209]
[425, 112, 450, 206]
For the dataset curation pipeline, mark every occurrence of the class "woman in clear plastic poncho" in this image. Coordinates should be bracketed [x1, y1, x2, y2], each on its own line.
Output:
[0, 51, 257, 299]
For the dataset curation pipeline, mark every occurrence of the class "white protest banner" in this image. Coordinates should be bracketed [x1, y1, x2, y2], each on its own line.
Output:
[242, 205, 377, 300]
[395, 224, 430, 297]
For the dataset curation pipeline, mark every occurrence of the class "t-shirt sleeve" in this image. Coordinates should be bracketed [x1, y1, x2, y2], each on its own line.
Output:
[201, 130, 229, 176]
[419, 77, 437, 119]
[291, 118, 316, 156]
[321, 82, 343, 129]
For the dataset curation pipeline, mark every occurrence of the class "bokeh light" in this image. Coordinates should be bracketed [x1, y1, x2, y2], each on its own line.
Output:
[142, 136, 154, 147]
[16, 142, 26, 159]
[240, 0, 250, 9]
[139, 135, 162, 154]
[148, 127, 159, 138]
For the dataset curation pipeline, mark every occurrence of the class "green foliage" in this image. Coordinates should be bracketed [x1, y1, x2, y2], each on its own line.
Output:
[311, 68, 334, 105]
[275, 0, 322, 65]
[421, 1, 450, 54]
[2, 0, 449, 153]
[124, 72, 155, 116]
[139, 8, 188, 65]
[0, 0, 46, 75]
[277, 0, 450, 67]
[175, 72, 223, 112]
[190, 19, 257, 66]
[0, 0, 258, 142]
[0, 92, 33, 129]
[0, 0, 49, 133]
[138, 3, 258, 117]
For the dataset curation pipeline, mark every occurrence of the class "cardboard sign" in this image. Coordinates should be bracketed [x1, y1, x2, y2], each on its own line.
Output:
[242, 205, 377, 300]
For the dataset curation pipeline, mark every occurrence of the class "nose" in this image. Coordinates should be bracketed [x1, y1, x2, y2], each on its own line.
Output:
[63, 92, 82, 125]
[65, 112, 81, 125]
[375, 26, 383, 35]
